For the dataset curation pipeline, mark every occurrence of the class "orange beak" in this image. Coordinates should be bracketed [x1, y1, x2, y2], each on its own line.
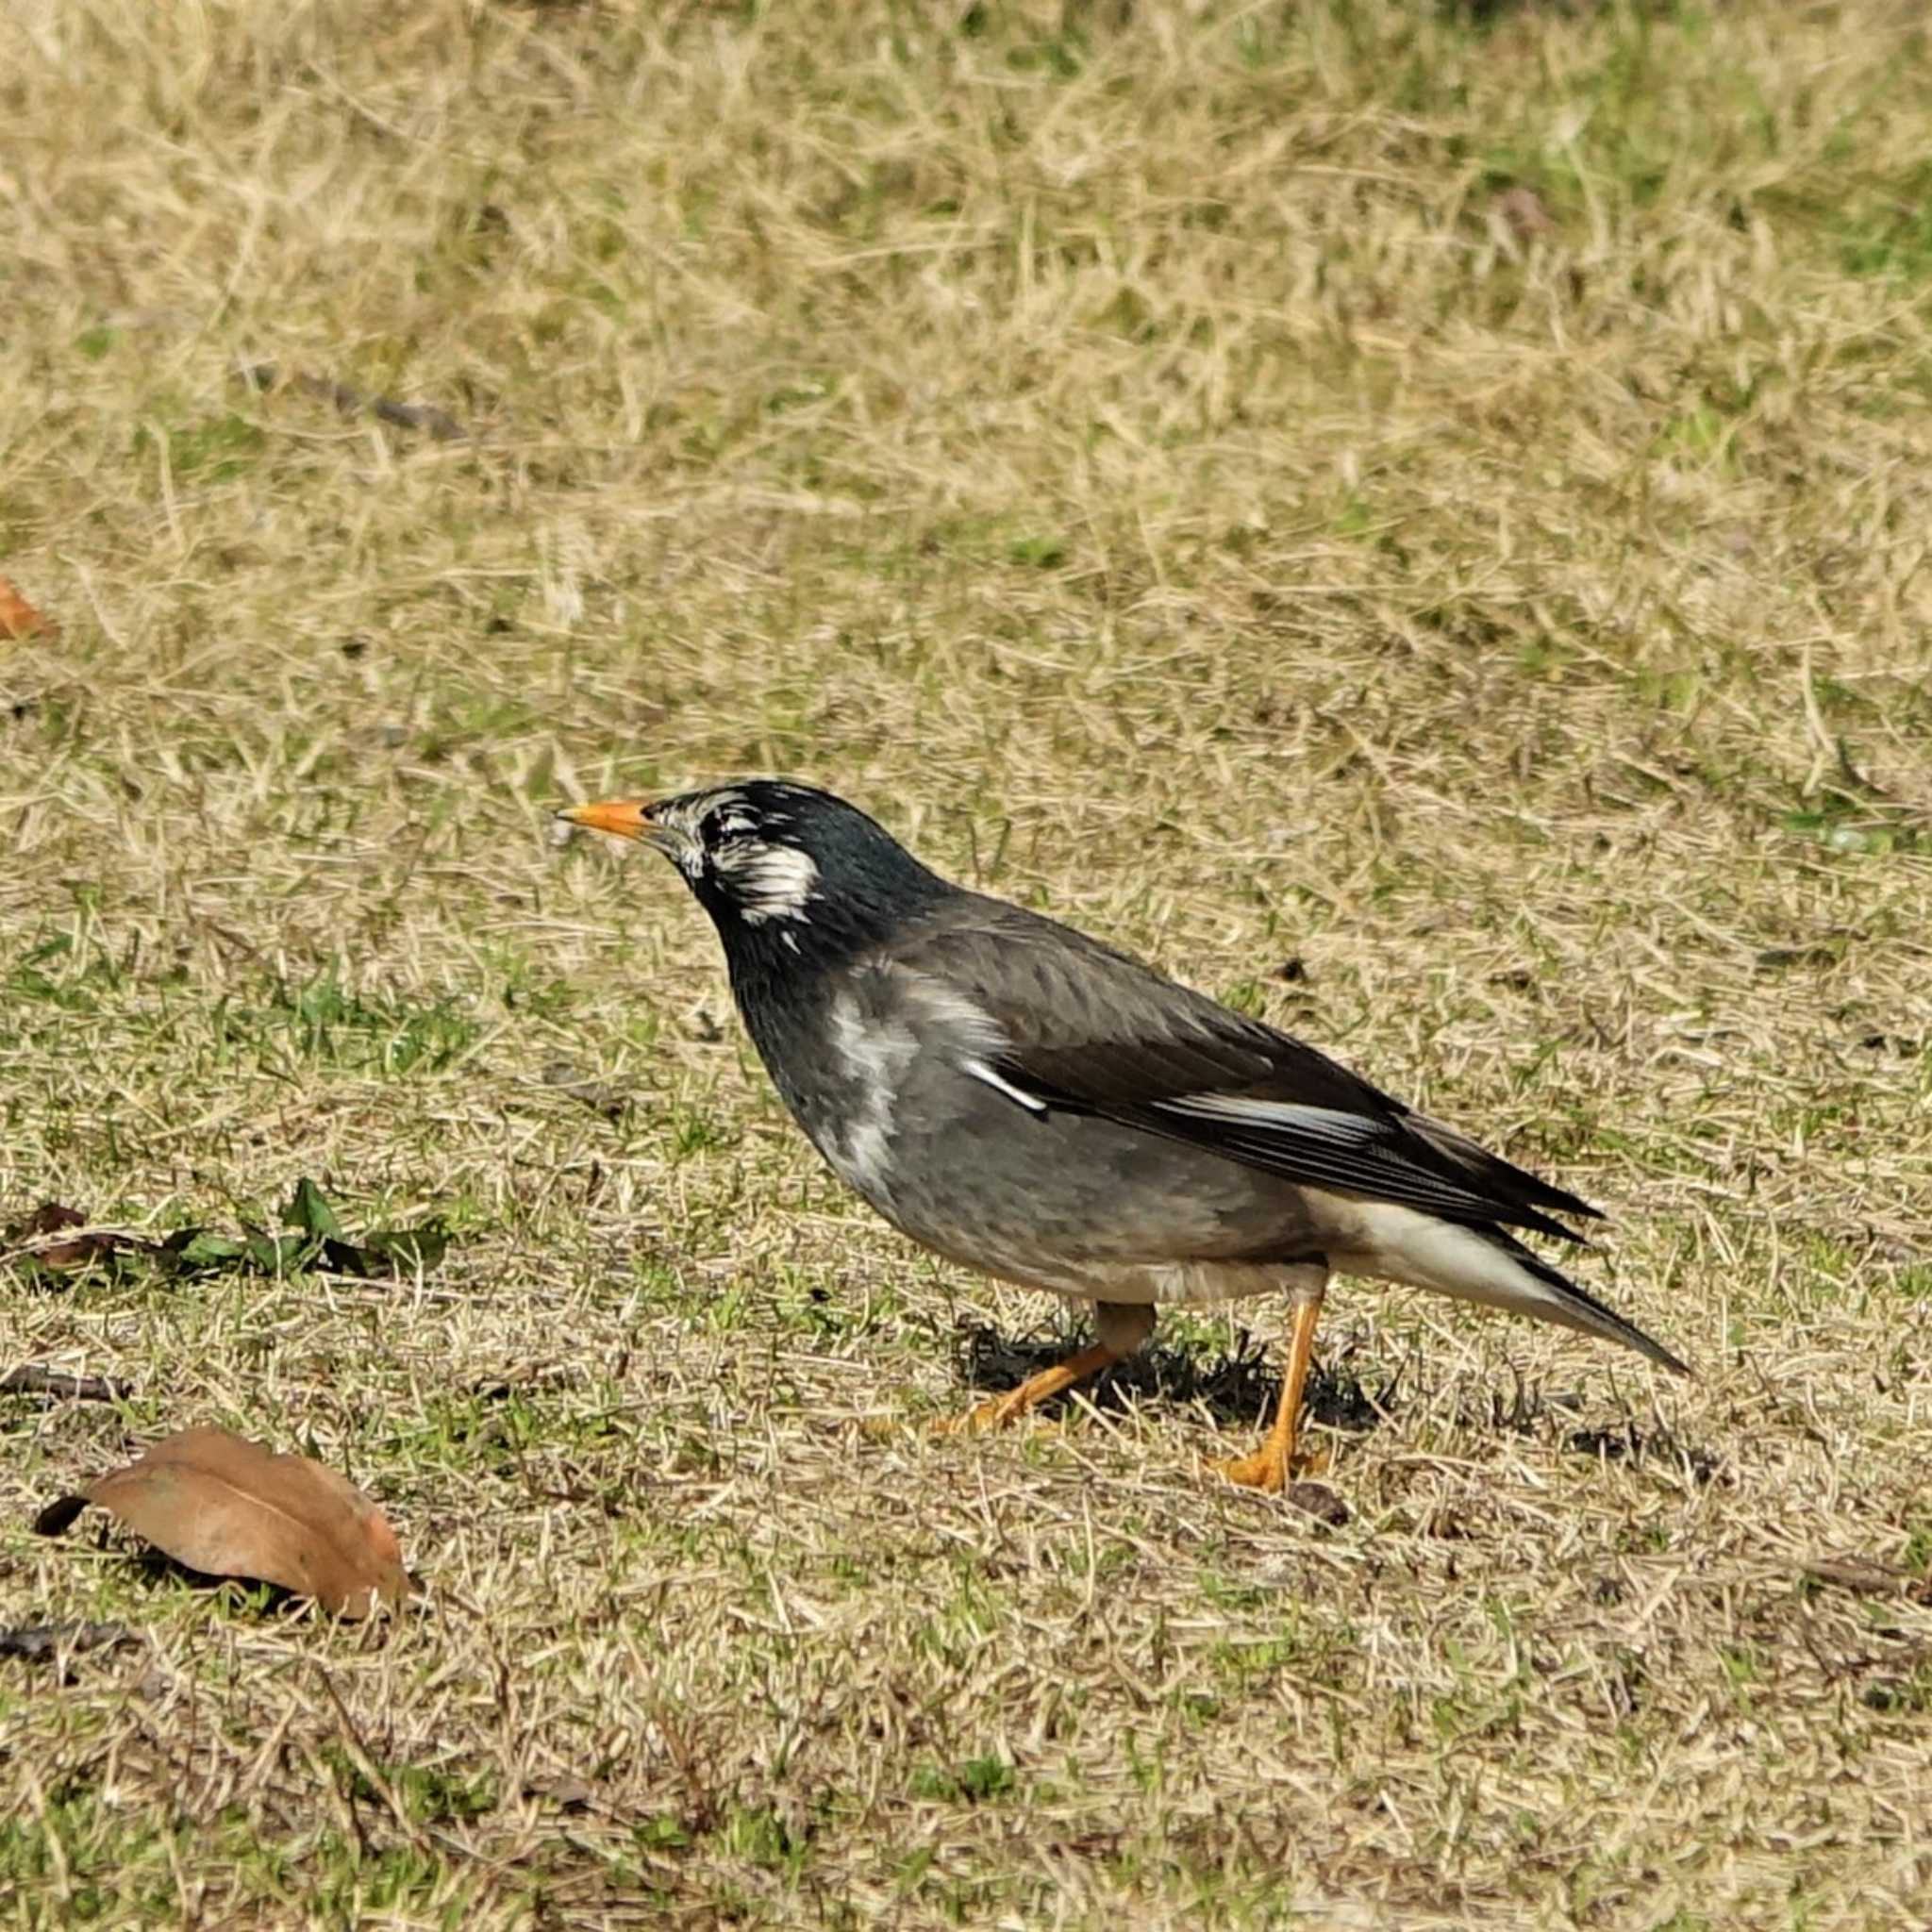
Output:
[558, 798, 656, 841]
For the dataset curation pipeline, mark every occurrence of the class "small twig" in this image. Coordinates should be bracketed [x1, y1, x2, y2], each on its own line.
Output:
[1798, 643, 1834, 796]
[1, 1364, 132, 1402]
[375, 818, 436, 922]
[242, 363, 469, 442]
[539, 1061, 634, 1124]
[313, 1666, 435, 1852]
[0, 1622, 138, 1661]
[1804, 1556, 1932, 1607]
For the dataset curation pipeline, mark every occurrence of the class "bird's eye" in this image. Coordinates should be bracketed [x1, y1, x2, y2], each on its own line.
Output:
[712, 812, 757, 841]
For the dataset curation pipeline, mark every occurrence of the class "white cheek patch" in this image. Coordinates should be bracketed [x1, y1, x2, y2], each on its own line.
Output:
[712, 841, 820, 924]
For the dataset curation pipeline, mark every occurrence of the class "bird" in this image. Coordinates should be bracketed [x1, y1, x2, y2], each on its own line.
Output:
[558, 780, 1687, 1491]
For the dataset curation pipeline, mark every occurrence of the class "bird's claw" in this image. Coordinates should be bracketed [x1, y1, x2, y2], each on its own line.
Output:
[1209, 1448, 1289, 1492]
[1208, 1443, 1329, 1491]
[932, 1393, 1040, 1436]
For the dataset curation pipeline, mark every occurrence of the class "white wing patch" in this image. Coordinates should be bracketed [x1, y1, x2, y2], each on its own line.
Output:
[962, 1058, 1047, 1113]
[1154, 1093, 1384, 1143]
[869, 965, 1043, 1116]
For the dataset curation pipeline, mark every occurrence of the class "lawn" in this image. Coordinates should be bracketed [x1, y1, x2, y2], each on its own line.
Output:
[3, 0, 1930, 1924]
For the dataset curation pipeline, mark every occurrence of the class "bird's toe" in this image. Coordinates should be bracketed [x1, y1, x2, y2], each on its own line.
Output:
[930, 1394, 1016, 1437]
[1209, 1441, 1330, 1491]
[1208, 1447, 1289, 1492]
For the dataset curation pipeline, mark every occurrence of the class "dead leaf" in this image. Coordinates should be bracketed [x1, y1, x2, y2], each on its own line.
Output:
[524, 1772, 597, 1811]
[541, 1059, 634, 1123]
[34, 1425, 407, 1618]
[0, 575, 58, 641]
[1494, 185, 1557, 242]
[0, 1622, 139, 1662]
[1287, 1481, 1350, 1527]
[3, 1202, 132, 1278]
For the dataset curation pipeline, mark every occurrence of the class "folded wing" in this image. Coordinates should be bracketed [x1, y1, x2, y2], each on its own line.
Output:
[893, 903, 1601, 1245]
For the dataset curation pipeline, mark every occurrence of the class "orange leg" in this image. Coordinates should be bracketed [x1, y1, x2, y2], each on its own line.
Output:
[1212, 1291, 1324, 1492]
[937, 1341, 1122, 1435]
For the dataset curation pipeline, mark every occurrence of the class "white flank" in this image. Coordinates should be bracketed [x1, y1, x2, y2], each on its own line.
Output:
[890, 973, 1043, 1110]
[824, 995, 917, 1194]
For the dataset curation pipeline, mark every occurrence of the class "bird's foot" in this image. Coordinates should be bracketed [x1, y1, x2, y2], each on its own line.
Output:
[931, 1342, 1117, 1436]
[1208, 1442, 1329, 1492]
[1209, 1446, 1289, 1492]
[931, 1390, 1041, 1436]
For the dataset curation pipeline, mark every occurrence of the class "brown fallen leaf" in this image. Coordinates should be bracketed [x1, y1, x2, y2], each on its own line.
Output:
[0, 575, 58, 641]
[540, 1059, 634, 1123]
[4, 1202, 130, 1275]
[34, 1425, 407, 1619]
[0, 1621, 139, 1662]
[1286, 1481, 1350, 1527]
[524, 1772, 597, 1812]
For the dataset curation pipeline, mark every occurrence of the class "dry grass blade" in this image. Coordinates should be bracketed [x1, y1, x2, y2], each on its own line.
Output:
[35, 1426, 407, 1619]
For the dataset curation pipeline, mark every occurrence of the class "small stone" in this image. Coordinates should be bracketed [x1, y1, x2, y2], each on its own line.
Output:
[1287, 1482, 1349, 1527]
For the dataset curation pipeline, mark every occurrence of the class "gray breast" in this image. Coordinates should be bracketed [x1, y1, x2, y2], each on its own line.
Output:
[799, 970, 1321, 1303]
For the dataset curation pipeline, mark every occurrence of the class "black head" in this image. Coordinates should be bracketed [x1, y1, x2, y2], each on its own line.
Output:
[559, 779, 951, 982]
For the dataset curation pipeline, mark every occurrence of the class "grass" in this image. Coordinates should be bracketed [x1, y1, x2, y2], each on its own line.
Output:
[3, 0, 1931, 1924]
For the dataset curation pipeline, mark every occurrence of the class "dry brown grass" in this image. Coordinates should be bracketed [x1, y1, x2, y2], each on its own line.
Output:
[3, 0, 1931, 1924]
